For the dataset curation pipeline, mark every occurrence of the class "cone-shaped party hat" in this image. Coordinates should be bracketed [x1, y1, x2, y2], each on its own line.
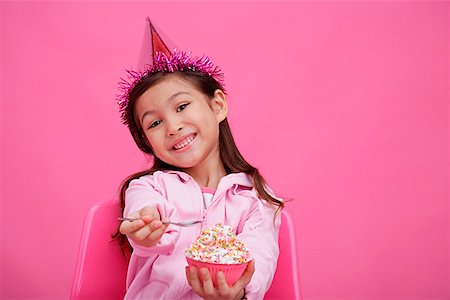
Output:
[137, 18, 175, 70]
[118, 18, 224, 126]
[149, 18, 171, 60]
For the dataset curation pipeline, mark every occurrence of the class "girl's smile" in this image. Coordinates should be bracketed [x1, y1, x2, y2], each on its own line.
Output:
[171, 133, 197, 151]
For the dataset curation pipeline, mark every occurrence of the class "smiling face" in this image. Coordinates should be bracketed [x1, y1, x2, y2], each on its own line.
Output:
[134, 74, 228, 171]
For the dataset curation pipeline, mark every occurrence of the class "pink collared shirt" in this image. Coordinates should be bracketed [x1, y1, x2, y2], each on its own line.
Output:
[123, 170, 281, 300]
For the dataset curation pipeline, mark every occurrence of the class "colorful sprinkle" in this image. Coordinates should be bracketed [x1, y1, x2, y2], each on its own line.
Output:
[185, 224, 251, 264]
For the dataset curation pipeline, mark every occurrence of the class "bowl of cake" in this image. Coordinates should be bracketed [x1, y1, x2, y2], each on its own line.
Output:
[185, 223, 251, 287]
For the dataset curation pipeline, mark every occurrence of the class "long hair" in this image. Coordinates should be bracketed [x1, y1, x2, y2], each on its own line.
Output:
[113, 70, 284, 254]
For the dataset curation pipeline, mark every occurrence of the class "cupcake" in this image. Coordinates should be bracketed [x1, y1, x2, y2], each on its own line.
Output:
[185, 224, 251, 287]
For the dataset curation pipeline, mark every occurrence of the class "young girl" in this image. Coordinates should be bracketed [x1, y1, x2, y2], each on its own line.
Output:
[116, 19, 284, 300]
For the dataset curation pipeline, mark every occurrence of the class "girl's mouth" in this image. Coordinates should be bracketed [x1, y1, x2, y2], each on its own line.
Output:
[172, 134, 196, 150]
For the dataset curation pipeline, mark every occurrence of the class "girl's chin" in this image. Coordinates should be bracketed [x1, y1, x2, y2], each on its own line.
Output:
[175, 162, 199, 169]
[164, 158, 199, 169]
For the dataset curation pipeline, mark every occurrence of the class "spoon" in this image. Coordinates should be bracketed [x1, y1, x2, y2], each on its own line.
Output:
[118, 217, 203, 227]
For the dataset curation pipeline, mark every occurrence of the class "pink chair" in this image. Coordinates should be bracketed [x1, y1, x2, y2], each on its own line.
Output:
[71, 201, 302, 300]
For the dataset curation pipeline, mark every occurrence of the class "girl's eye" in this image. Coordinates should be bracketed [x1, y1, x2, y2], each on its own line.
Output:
[148, 120, 161, 129]
[177, 103, 189, 112]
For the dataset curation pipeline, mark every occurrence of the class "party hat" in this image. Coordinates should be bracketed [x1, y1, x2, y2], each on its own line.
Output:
[137, 18, 174, 70]
[118, 17, 224, 125]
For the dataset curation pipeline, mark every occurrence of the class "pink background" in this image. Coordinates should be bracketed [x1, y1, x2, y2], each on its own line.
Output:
[1, 1, 449, 299]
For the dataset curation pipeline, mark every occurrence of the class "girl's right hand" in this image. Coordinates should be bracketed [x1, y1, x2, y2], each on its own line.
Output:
[119, 206, 169, 248]
[186, 259, 255, 300]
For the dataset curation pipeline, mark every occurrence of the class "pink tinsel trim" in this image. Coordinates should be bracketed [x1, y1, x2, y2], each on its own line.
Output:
[117, 50, 224, 125]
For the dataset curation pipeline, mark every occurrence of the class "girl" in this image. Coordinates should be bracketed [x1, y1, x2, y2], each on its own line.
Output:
[116, 19, 284, 300]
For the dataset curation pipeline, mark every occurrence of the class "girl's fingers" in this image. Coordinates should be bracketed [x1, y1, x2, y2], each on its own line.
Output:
[119, 205, 169, 246]
[229, 259, 255, 294]
[140, 206, 160, 222]
[128, 223, 153, 241]
[140, 214, 153, 223]
[235, 260, 255, 288]
[121, 219, 168, 247]
[119, 207, 155, 235]
[189, 266, 204, 296]
[200, 268, 216, 296]
[149, 220, 163, 231]
[185, 266, 192, 287]
[131, 220, 167, 243]
[119, 218, 146, 235]
[147, 222, 169, 242]
[216, 271, 230, 295]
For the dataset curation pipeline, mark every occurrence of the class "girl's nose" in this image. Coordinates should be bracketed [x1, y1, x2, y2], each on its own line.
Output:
[168, 127, 182, 136]
[167, 120, 183, 136]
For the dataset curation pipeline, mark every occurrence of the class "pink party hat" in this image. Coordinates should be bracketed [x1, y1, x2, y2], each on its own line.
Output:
[118, 18, 224, 125]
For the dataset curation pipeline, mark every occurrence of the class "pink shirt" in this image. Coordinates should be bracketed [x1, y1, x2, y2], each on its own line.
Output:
[123, 170, 281, 299]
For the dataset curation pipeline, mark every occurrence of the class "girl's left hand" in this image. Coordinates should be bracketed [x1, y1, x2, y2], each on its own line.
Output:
[186, 260, 255, 300]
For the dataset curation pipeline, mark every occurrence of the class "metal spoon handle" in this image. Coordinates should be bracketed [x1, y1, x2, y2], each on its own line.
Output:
[118, 217, 202, 227]
[165, 220, 203, 227]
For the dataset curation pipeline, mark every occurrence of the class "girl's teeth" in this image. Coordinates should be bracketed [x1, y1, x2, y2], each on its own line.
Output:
[173, 135, 195, 150]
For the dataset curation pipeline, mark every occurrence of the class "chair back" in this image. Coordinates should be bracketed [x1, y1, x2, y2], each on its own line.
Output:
[71, 201, 302, 300]
[71, 201, 127, 299]
[264, 210, 302, 300]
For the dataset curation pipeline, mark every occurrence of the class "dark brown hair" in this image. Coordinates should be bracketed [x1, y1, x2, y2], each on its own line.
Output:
[113, 70, 284, 254]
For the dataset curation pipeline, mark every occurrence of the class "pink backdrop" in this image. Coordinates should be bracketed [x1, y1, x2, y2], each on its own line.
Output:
[1, 1, 449, 299]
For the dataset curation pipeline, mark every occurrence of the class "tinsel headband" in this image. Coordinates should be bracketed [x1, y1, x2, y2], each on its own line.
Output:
[117, 18, 225, 126]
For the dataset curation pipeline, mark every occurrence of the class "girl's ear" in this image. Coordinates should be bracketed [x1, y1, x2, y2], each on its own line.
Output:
[211, 89, 228, 123]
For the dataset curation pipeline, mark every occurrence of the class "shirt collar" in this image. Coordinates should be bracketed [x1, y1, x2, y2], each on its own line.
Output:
[165, 170, 191, 182]
[164, 170, 253, 189]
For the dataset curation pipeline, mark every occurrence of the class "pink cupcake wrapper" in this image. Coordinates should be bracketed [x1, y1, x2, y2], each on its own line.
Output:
[186, 257, 249, 287]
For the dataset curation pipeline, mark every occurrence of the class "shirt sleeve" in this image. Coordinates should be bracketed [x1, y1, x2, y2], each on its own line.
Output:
[123, 175, 181, 257]
[237, 194, 282, 300]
